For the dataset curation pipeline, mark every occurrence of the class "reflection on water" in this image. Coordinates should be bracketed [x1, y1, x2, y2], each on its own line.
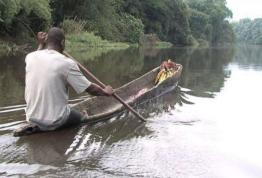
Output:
[82, 48, 145, 87]
[233, 45, 262, 70]
[0, 54, 25, 107]
[0, 45, 262, 177]
[0, 46, 234, 106]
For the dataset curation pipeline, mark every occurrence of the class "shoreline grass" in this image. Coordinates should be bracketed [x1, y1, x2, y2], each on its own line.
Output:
[153, 41, 173, 48]
[1, 31, 174, 59]
[66, 32, 130, 51]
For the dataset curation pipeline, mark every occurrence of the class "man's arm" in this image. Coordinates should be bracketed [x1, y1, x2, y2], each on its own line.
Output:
[86, 83, 114, 96]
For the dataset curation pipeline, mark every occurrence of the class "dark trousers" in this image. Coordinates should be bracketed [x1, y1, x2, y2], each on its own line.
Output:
[59, 109, 85, 129]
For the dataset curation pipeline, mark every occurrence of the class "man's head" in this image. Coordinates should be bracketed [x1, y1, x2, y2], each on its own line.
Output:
[47, 27, 65, 52]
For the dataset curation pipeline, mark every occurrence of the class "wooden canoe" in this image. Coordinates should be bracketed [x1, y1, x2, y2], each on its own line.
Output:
[73, 64, 183, 124]
[13, 64, 182, 136]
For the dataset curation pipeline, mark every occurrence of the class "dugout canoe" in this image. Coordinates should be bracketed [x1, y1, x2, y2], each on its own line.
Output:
[73, 64, 183, 124]
[14, 64, 182, 136]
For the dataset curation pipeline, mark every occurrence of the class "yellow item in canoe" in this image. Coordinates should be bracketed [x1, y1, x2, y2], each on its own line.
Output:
[155, 69, 175, 85]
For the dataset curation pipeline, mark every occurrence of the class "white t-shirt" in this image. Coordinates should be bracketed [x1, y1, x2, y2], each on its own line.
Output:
[25, 49, 91, 130]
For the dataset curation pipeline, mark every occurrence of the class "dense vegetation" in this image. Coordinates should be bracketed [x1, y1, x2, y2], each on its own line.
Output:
[0, 0, 234, 46]
[186, 0, 234, 45]
[233, 18, 262, 45]
[0, 0, 51, 39]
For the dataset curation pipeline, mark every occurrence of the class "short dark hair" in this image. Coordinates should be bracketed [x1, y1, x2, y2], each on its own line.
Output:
[47, 27, 65, 46]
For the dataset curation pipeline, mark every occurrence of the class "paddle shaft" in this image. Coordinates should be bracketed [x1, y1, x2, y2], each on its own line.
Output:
[64, 52, 146, 122]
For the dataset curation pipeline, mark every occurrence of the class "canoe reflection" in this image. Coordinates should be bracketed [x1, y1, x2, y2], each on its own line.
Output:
[16, 114, 151, 166]
[15, 85, 193, 167]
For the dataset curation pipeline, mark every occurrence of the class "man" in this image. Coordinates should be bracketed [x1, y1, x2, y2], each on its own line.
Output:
[24, 27, 113, 131]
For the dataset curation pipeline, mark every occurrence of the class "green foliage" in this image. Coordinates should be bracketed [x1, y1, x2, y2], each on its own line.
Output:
[233, 18, 262, 45]
[153, 41, 173, 48]
[62, 19, 86, 34]
[188, 8, 209, 40]
[186, 0, 234, 45]
[1, 0, 234, 46]
[0, 0, 19, 26]
[117, 14, 144, 43]
[53, 0, 143, 43]
[66, 32, 129, 50]
[139, 34, 173, 48]
[122, 0, 193, 45]
[0, 41, 18, 56]
[66, 31, 130, 62]
[22, 0, 51, 30]
[0, 0, 51, 37]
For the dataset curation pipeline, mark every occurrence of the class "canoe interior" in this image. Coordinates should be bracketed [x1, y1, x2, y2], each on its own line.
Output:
[73, 65, 182, 122]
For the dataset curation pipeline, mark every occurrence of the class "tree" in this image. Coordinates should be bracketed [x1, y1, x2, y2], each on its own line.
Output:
[1, 0, 235, 46]
[122, 0, 193, 45]
[233, 18, 262, 45]
[0, 0, 51, 37]
[186, 0, 233, 44]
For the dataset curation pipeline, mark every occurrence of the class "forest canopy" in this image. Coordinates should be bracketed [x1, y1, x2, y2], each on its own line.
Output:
[233, 18, 262, 45]
[0, 0, 234, 46]
[0, 0, 51, 38]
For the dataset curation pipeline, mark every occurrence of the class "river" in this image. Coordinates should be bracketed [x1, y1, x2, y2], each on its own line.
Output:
[0, 45, 261, 177]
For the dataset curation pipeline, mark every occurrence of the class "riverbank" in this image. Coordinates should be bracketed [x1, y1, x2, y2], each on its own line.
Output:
[0, 32, 130, 57]
[0, 31, 174, 59]
[66, 32, 130, 50]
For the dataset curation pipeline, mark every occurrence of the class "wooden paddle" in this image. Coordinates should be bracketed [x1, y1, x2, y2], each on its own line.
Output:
[63, 51, 146, 122]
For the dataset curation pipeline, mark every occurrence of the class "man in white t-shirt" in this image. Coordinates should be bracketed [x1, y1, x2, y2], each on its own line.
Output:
[24, 27, 113, 131]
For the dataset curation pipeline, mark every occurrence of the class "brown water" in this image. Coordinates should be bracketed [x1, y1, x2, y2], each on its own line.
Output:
[0, 45, 262, 177]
